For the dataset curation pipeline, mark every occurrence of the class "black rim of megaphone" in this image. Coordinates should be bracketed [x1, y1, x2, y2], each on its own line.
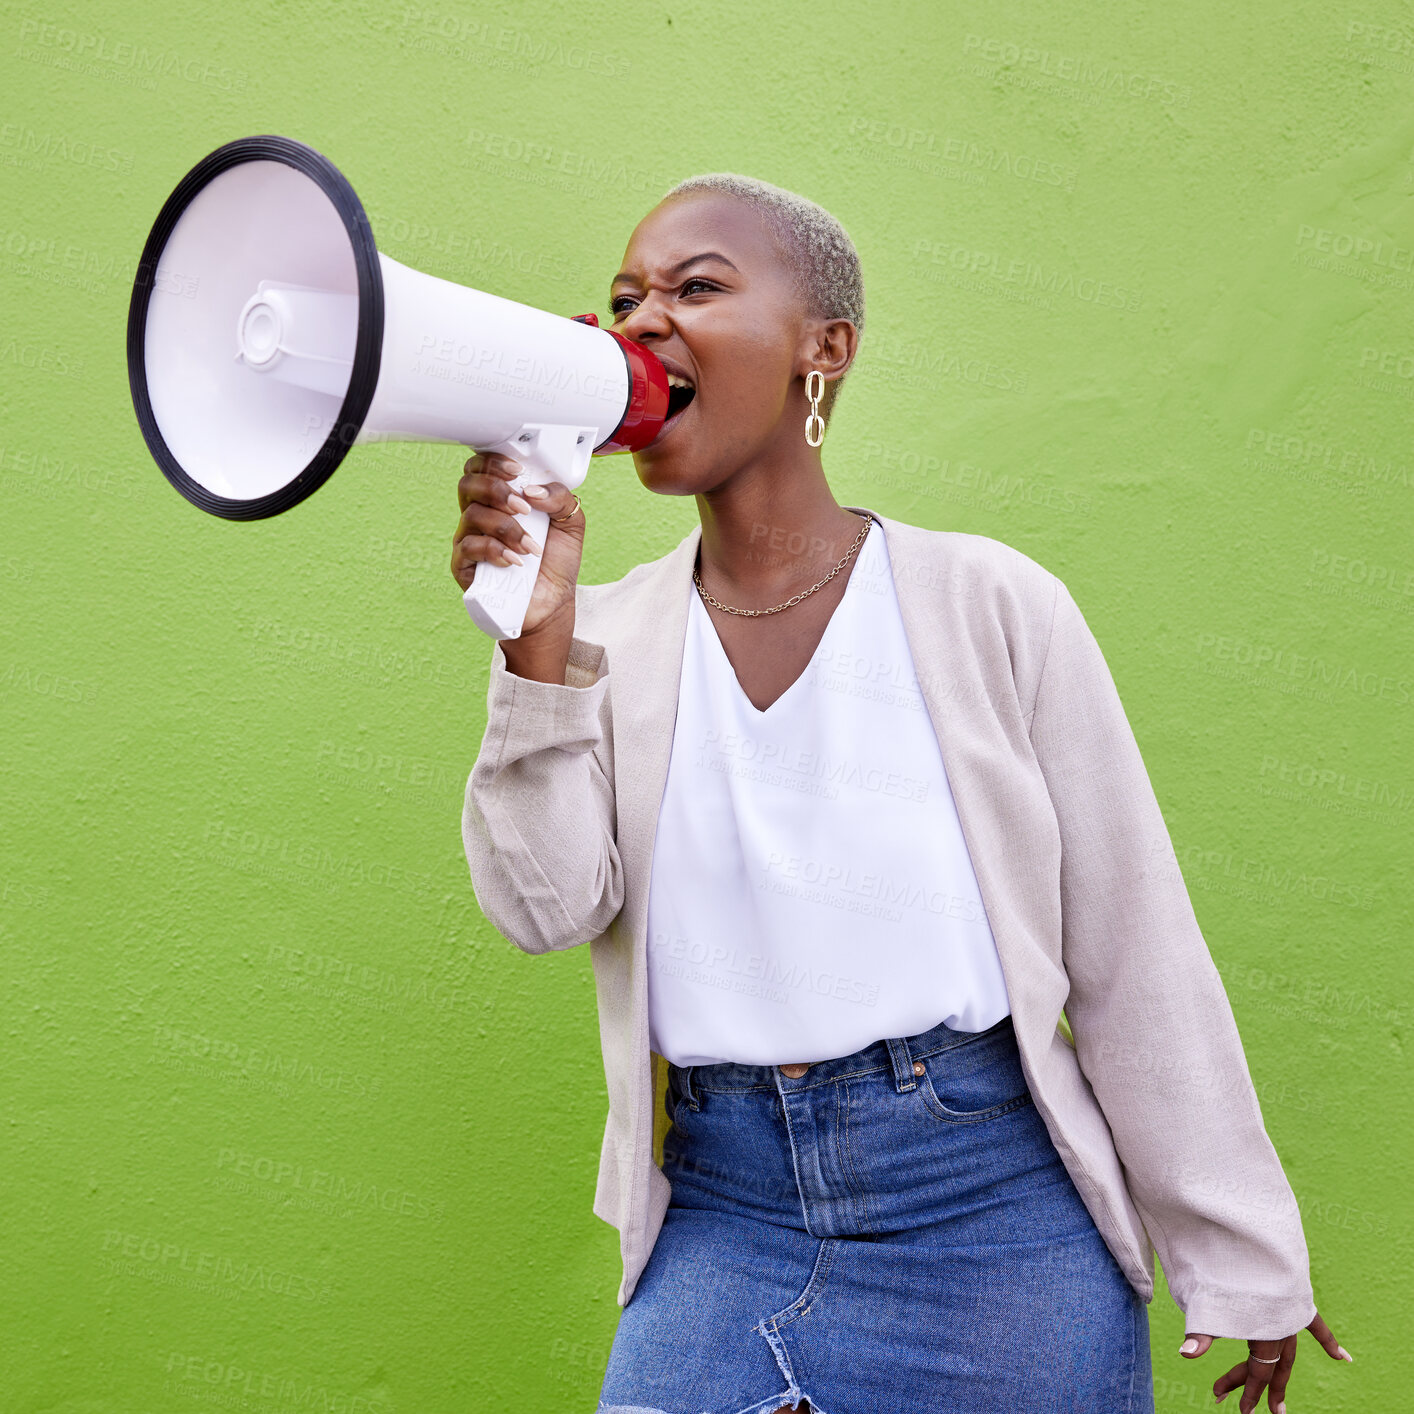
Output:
[126, 134, 384, 521]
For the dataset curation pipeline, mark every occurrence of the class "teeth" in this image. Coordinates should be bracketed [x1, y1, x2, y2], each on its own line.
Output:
[665, 373, 694, 389]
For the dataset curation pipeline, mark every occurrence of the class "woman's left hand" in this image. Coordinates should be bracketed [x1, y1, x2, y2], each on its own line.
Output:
[1180, 1309, 1352, 1411]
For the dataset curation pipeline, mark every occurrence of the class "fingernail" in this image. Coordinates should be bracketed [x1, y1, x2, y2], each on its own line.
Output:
[523, 484, 548, 498]
[1180, 1338, 1199, 1354]
[503, 548, 524, 565]
[508, 493, 532, 515]
[1338, 1345, 1353, 1362]
[1214, 1393, 1227, 1405]
[1275, 1402, 1286, 1414]
[521, 535, 542, 554]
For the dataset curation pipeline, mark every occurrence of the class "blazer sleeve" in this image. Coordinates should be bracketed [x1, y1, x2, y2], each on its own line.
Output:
[1027, 575, 1318, 1342]
[461, 632, 625, 955]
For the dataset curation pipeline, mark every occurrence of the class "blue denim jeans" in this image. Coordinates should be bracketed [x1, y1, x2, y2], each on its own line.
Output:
[598, 1013, 1154, 1414]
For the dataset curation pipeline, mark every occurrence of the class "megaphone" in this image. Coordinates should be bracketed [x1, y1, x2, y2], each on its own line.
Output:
[125, 134, 672, 639]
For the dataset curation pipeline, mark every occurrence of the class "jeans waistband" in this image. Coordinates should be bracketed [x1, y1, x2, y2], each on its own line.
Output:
[669, 1012, 1016, 1104]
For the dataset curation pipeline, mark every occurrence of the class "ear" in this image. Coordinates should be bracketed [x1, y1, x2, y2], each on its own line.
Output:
[798, 317, 858, 387]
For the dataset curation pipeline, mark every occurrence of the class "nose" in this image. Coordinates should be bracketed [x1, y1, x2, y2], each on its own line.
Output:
[616, 291, 672, 344]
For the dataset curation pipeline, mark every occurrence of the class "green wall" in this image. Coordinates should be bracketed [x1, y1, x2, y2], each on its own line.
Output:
[2, 1, 1402, 1408]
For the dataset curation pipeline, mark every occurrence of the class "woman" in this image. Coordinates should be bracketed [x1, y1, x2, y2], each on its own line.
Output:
[453, 175, 1350, 1414]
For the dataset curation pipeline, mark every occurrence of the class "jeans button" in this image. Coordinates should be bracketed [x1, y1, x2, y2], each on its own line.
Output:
[779, 1062, 810, 1078]
[913, 1061, 925, 1076]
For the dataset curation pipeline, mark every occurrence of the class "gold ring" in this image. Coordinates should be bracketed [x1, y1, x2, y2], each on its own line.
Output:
[550, 493, 582, 523]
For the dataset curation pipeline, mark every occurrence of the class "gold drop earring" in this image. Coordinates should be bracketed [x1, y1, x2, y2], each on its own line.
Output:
[805, 370, 825, 447]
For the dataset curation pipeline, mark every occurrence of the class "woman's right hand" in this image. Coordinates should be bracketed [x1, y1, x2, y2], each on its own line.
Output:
[451, 451, 586, 642]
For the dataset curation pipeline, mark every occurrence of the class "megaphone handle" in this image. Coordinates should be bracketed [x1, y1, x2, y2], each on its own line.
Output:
[462, 490, 551, 640]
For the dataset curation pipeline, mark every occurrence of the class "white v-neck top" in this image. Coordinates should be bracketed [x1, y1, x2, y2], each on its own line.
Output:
[646, 516, 1012, 1068]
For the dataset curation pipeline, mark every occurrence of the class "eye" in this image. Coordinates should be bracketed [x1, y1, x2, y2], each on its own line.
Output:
[609, 277, 721, 318]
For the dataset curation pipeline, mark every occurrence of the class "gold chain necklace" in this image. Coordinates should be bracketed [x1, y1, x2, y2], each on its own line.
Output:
[693, 512, 872, 617]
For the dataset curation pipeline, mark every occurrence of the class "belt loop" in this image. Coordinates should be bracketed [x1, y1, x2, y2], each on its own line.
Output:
[682, 1063, 700, 1110]
[885, 1036, 917, 1093]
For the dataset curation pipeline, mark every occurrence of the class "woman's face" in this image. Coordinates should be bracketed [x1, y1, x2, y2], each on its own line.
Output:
[609, 190, 820, 495]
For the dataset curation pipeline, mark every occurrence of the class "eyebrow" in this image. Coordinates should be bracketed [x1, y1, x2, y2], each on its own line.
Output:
[610, 251, 740, 287]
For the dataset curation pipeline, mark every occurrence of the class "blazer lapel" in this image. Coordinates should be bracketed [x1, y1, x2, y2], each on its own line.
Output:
[873, 509, 1068, 1047]
[601, 521, 700, 969]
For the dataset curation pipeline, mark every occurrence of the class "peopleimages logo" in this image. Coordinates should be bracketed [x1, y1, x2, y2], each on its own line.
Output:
[762, 852, 987, 921]
[398, 10, 630, 76]
[464, 127, 665, 194]
[163, 1351, 388, 1414]
[1296, 223, 1414, 269]
[16, 19, 250, 91]
[412, 334, 625, 407]
[0, 122, 134, 172]
[649, 929, 881, 1008]
[215, 1148, 446, 1221]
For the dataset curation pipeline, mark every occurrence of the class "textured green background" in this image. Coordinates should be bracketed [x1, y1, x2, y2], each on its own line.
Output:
[2, 0, 1404, 1408]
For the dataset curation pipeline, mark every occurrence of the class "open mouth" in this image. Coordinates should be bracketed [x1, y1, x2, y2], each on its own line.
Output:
[664, 373, 697, 421]
[642, 359, 698, 451]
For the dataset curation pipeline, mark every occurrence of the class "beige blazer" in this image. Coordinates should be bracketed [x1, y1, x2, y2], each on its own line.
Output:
[462, 504, 1318, 1341]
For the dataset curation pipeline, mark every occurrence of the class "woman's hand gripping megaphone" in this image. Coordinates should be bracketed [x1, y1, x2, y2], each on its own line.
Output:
[452, 451, 586, 651]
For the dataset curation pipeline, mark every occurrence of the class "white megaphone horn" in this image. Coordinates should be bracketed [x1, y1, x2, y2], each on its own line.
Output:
[126, 134, 672, 639]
